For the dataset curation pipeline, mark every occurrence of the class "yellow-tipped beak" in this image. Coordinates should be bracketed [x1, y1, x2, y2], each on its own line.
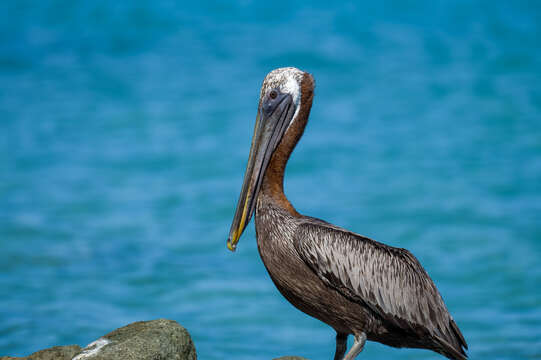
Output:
[226, 91, 295, 252]
[227, 195, 250, 252]
[227, 239, 237, 252]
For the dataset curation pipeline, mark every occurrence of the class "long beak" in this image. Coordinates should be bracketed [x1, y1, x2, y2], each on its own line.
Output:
[227, 93, 295, 251]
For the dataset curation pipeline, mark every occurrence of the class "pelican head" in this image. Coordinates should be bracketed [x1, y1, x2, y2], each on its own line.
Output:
[227, 67, 313, 251]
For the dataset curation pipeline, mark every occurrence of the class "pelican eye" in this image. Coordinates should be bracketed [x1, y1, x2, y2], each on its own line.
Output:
[262, 88, 287, 116]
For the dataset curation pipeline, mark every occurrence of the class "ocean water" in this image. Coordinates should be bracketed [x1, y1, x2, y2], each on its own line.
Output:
[1, 1, 540, 359]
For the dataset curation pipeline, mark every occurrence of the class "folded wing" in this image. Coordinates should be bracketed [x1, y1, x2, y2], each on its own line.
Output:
[294, 219, 467, 359]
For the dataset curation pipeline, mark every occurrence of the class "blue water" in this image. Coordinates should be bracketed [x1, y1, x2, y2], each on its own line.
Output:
[1, 1, 540, 359]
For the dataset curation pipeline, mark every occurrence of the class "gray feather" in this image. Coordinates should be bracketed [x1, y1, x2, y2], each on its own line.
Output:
[293, 218, 468, 356]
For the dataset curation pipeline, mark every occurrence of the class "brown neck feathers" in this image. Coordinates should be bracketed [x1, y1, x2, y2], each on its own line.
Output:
[261, 72, 315, 216]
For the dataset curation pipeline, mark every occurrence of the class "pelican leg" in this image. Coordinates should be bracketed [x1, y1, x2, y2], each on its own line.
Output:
[342, 332, 367, 360]
[334, 333, 348, 360]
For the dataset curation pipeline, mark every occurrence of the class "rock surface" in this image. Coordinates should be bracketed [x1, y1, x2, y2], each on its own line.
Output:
[2, 319, 197, 360]
[1, 345, 82, 360]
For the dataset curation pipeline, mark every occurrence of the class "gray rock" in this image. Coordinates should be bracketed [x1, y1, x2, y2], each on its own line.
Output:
[2, 319, 197, 360]
[74, 319, 197, 360]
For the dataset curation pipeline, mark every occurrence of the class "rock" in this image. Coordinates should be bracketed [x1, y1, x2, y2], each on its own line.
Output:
[2, 319, 197, 360]
[74, 319, 197, 360]
[1, 345, 82, 360]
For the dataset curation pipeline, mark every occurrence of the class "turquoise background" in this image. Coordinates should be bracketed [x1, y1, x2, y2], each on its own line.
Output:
[1, 1, 540, 359]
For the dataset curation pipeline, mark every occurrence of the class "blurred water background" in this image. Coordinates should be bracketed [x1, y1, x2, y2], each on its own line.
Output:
[1, 1, 540, 359]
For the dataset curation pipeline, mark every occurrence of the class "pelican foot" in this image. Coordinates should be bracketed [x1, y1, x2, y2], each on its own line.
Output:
[342, 332, 366, 360]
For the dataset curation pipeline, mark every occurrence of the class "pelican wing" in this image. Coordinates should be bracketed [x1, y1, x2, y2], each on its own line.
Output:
[293, 219, 467, 356]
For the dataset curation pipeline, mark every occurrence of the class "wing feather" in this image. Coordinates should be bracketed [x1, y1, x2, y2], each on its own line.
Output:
[293, 219, 467, 355]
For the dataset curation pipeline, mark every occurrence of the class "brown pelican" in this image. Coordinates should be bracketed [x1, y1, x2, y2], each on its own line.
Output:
[227, 67, 468, 360]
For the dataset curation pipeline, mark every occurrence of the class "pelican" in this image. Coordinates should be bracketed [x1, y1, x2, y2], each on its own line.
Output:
[227, 67, 468, 360]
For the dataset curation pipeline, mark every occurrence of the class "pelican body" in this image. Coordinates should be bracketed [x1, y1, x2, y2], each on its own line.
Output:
[227, 67, 468, 360]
